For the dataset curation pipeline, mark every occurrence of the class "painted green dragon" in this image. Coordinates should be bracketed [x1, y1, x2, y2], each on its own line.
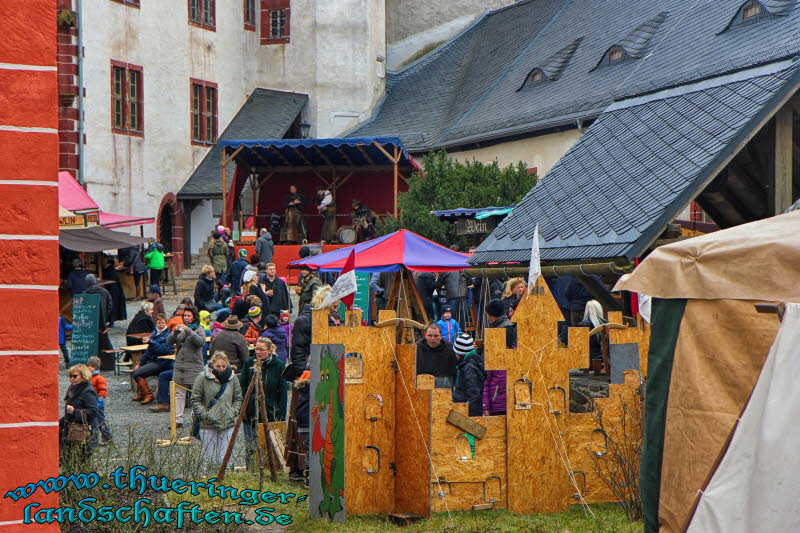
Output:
[311, 348, 345, 519]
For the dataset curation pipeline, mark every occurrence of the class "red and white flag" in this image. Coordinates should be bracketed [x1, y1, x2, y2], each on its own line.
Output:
[319, 249, 357, 309]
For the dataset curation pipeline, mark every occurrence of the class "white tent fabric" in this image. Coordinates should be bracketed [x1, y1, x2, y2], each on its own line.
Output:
[687, 303, 800, 533]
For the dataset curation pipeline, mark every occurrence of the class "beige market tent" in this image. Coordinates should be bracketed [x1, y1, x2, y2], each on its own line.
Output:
[615, 210, 800, 533]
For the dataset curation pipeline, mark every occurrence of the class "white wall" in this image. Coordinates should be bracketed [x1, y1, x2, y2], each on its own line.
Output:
[81, 0, 386, 234]
[189, 199, 214, 255]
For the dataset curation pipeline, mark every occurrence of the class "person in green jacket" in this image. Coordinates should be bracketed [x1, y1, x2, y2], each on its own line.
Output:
[239, 337, 288, 470]
[208, 232, 229, 276]
[190, 352, 243, 469]
[144, 242, 166, 289]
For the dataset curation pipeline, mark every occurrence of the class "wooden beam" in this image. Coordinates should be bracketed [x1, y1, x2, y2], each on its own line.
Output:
[251, 149, 274, 172]
[312, 145, 335, 168]
[405, 269, 429, 324]
[774, 106, 793, 214]
[576, 274, 622, 311]
[355, 144, 376, 166]
[222, 145, 244, 166]
[372, 141, 399, 164]
[330, 171, 354, 191]
[291, 146, 329, 184]
[248, 165, 395, 174]
[398, 172, 409, 185]
[221, 148, 228, 225]
[336, 146, 355, 167]
[268, 145, 292, 166]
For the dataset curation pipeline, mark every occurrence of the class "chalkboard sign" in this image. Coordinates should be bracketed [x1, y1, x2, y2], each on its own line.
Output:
[352, 272, 371, 320]
[71, 294, 100, 364]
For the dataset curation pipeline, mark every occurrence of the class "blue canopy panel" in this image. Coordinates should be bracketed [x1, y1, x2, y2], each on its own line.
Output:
[219, 137, 417, 170]
[432, 206, 514, 220]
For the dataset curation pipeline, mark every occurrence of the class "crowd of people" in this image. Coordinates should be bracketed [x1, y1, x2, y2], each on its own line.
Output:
[58, 232, 610, 480]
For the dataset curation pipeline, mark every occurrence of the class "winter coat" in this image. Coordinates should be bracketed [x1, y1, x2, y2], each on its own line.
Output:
[239, 354, 287, 423]
[194, 274, 217, 311]
[482, 371, 507, 415]
[263, 276, 290, 316]
[67, 268, 88, 294]
[255, 232, 275, 263]
[146, 295, 165, 317]
[239, 317, 262, 343]
[261, 326, 288, 364]
[415, 273, 436, 315]
[452, 350, 486, 417]
[121, 246, 146, 273]
[144, 247, 165, 270]
[102, 262, 127, 322]
[61, 381, 99, 449]
[209, 328, 250, 371]
[228, 258, 249, 294]
[565, 276, 597, 313]
[280, 322, 293, 348]
[295, 379, 311, 429]
[488, 315, 517, 349]
[415, 338, 458, 378]
[126, 310, 155, 345]
[90, 372, 108, 399]
[138, 327, 174, 370]
[502, 294, 522, 316]
[190, 365, 243, 431]
[168, 323, 206, 386]
[577, 318, 606, 360]
[208, 239, 229, 273]
[436, 317, 461, 343]
[297, 274, 322, 309]
[436, 271, 467, 299]
[288, 305, 312, 380]
[58, 316, 73, 345]
[84, 278, 113, 326]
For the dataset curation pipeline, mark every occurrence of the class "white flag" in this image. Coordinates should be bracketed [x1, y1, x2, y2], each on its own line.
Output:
[527, 223, 541, 292]
[319, 249, 357, 309]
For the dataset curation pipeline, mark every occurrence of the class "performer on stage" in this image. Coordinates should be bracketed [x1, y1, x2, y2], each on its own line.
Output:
[351, 198, 376, 242]
[281, 185, 306, 244]
[315, 185, 337, 243]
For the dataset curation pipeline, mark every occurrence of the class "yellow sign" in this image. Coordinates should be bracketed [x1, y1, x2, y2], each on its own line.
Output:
[59, 213, 99, 227]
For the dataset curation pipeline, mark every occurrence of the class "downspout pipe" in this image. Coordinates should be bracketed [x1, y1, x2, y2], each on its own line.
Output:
[76, 0, 85, 185]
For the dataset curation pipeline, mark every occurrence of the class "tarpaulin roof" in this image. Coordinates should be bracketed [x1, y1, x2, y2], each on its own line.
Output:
[99, 212, 155, 229]
[288, 229, 470, 272]
[219, 137, 418, 170]
[58, 171, 98, 212]
[431, 206, 513, 220]
[60, 226, 150, 252]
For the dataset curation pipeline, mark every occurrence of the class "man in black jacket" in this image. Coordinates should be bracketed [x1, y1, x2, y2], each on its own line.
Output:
[485, 299, 517, 348]
[194, 265, 222, 312]
[415, 323, 458, 388]
[289, 304, 313, 381]
[263, 263, 290, 318]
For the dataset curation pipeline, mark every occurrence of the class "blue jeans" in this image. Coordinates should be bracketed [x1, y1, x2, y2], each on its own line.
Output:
[157, 369, 173, 404]
[60, 344, 70, 366]
[98, 403, 111, 440]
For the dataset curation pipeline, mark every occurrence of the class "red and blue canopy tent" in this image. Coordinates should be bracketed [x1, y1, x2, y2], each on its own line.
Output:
[288, 229, 469, 272]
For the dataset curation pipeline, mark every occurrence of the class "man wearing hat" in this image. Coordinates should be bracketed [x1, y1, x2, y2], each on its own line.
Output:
[228, 249, 249, 295]
[296, 267, 322, 310]
[209, 315, 250, 371]
[485, 299, 516, 348]
[66, 257, 88, 295]
[452, 333, 486, 416]
[146, 284, 165, 317]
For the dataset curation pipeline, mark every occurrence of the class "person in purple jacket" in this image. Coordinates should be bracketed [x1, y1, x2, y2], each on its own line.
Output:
[482, 299, 516, 416]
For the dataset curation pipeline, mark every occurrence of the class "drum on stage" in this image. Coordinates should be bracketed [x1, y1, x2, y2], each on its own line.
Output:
[337, 225, 358, 244]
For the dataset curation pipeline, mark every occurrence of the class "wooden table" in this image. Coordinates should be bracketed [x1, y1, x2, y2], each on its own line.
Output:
[158, 354, 176, 360]
[128, 332, 150, 339]
[119, 344, 148, 365]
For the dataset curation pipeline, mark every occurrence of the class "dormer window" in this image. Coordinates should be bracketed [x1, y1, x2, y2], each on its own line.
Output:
[608, 47, 624, 64]
[742, 2, 761, 19]
[530, 69, 546, 83]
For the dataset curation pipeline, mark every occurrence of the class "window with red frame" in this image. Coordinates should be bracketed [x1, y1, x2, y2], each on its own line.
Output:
[191, 80, 218, 145]
[189, 0, 215, 29]
[261, 0, 290, 44]
[111, 61, 143, 135]
[244, 0, 256, 30]
[112, 0, 140, 6]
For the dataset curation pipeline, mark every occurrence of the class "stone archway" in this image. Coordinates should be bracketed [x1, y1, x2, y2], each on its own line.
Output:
[157, 193, 184, 275]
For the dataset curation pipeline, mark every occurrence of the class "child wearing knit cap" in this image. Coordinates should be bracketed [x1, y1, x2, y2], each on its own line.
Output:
[451, 333, 486, 417]
[87, 356, 112, 443]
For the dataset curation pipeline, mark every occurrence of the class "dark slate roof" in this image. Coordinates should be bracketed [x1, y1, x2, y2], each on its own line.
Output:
[349, 0, 800, 151]
[177, 89, 307, 199]
[470, 61, 800, 264]
[520, 38, 582, 88]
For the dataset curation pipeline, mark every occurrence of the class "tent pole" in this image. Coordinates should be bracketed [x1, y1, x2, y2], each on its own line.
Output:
[393, 147, 399, 218]
[221, 148, 228, 226]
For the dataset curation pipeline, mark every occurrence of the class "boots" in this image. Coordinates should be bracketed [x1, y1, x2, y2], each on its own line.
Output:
[134, 378, 155, 404]
[149, 403, 169, 412]
[131, 379, 145, 401]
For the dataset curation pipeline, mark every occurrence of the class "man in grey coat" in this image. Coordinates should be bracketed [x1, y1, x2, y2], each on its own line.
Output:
[255, 228, 274, 264]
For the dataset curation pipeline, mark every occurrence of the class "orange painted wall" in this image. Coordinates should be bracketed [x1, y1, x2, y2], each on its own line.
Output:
[0, 1, 61, 530]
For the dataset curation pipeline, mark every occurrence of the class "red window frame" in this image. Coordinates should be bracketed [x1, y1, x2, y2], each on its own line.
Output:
[189, 0, 216, 31]
[110, 60, 144, 137]
[111, 0, 140, 7]
[244, 0, 257, 31]
[190, 79, 218, 146]
[261, 0, 290, 44]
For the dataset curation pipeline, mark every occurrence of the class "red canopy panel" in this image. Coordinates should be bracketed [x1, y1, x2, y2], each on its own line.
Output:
[99, 212, 155, 229]
[58, 171, 98, 212]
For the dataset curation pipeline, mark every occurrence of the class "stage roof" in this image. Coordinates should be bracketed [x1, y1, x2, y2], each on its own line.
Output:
[219, 137, 417, 170]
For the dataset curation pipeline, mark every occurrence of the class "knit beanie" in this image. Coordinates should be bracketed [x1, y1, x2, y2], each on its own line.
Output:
[486, 299, 505, 318]
[87, 356, 102, 370]
[248, 306, 261, 317]
[214, 308, 231, 322]
[239, 248, 248, 258]
[265, 314, 279, 328]
[453, 333, 475, 357]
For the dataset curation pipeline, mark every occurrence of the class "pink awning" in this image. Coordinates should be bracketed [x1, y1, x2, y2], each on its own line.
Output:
[99, 212, 155, 229]
[58, 171, 98, 212]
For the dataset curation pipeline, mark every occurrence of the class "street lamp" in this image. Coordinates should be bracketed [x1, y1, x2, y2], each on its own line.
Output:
[299, 121, 311, 139]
